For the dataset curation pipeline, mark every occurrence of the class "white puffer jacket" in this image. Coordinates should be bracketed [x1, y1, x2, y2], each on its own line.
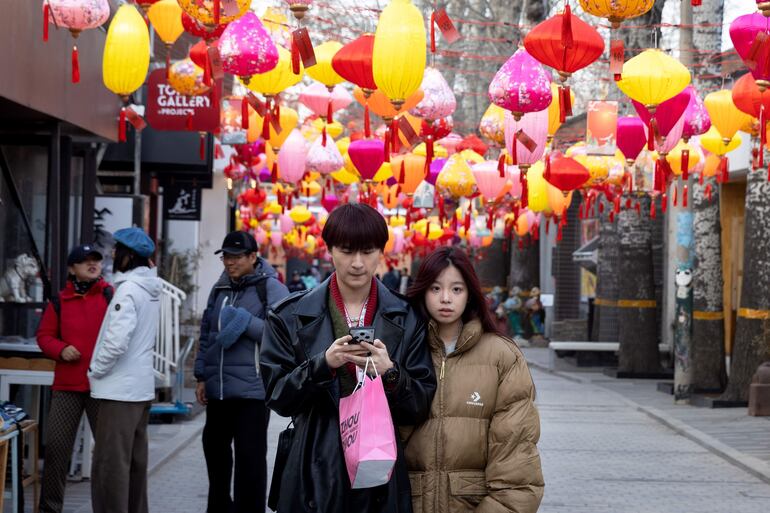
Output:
[88, 266, 161, 402]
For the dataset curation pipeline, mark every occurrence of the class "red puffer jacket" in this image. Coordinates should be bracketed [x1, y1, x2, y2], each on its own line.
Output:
[36, 278, 112, 392]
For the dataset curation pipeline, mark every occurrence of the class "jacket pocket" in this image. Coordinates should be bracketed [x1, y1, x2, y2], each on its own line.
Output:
[448, 470, 486, 513]
[408, 472, 423, 513]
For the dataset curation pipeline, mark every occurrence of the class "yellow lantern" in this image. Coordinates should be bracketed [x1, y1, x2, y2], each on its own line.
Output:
[515, 212, 530, 237]
[372, 0, 426, 111]
[413, 219, 443, 240]
[702, 152, 721, 177]
[414, 142, 448, 158]
[578, 0, 654, 28]
[300, 180, 322, 197]
[311, 118, 344, 139]
[178, 0, 250, 26]
[306, 41, 345, 88]
[147, 0, 184, 47]
[548, 83, 573, 140]
[479, 103, 506, 145]
[103, 4, 150, 100]
[244, 46, 303, 97]
[547, 184, 573, 217]
[704, 89, 753, 144]
[289, 205, 313, 224]
[665, 141, 701, 176]
[700, 126, 742, 156]
[459, 149, 485, 165]
[331, 168, 360, 185]
[616, 49, 690, 110]
[254, 107, 299, 148]
[527, 161, 549, 212]
[435, 154, 475, 199]
[373, 162, 394, 182]
[168, 59, 209, 96]
[389, 215, 407, 227]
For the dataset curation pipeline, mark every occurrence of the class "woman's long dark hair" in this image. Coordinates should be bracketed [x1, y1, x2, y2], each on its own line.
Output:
[113, 242, 150, 273]
[407, 247, 501, 336]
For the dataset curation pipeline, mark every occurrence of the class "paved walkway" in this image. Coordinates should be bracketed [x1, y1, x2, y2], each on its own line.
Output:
[42, 354, 770, 513]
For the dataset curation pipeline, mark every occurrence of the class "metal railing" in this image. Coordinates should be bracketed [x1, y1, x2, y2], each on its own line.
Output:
[154, 279, 187, 388]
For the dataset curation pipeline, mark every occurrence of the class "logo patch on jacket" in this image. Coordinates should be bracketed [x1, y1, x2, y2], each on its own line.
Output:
[115, 303, 121, 311]
[466, 391, 483, 407]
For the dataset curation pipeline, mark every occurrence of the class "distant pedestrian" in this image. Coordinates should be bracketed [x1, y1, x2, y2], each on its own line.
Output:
[287, 270, 307, 293]
[406, 247, 543, 513]
[89, 228, 160, 513]
[301, 268, 319, 289]
[194, 231, 289, 513]
[37, 245, 112, 513]
[398, 266, 412, 295]
[525, 287, 545, 336]
[381, 266, 400, 292]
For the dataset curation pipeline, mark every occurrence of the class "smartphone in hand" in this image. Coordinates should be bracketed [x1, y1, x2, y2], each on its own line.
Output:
[348, 327, 375, 344]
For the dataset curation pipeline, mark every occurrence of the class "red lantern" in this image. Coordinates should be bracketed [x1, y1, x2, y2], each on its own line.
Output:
[523, 5, 604, 120]
[733, 72, 770, 152]
[544, 153, 590, 192]
[457, 135, 488, 157]
[332, 34, 376, 93]
[181, 12, 226, 41]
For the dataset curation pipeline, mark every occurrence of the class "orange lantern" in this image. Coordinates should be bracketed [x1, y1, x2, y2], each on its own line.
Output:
[353, 87, 423, 121]
[390, 153, 426, 195]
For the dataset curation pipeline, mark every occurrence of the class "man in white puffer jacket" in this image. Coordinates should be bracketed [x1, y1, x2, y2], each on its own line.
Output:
[88, 228, 160, 513]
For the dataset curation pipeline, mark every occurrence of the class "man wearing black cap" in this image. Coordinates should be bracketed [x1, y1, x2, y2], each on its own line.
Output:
[37, 245, 112, 513]
[194, 231, 289, 513]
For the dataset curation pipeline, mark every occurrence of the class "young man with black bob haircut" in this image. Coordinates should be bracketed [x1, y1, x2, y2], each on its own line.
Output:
[260, 202, 436, 513]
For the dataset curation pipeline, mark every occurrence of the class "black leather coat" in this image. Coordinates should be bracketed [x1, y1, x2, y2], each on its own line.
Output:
[260, 278, 437, 513]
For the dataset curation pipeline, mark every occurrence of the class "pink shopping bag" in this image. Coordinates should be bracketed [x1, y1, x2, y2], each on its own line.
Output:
[338, 359, 397, 489]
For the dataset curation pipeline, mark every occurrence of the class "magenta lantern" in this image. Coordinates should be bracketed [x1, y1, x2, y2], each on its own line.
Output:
[616, 116, 647, 163]
[504, 109, 549, 169]
[427, 158, 446, 185]
[489, 48, 552, 120]
[471, 161, 508, 201]
[730, 13, 770, 91]
[632, 88, 690, 141]
[277, 130, 308, 184]
[219, 12, 279, 83]
[321, 194, 339, 213]
[348, 140, 386, 181]
[410, 67, 457, 121]
[681, 85, 711, 141]
[306, 136, 344, 175]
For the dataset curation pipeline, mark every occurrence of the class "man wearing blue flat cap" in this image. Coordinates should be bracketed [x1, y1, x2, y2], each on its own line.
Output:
[194, 230, 289, 513]
[88, 227, 160, 513]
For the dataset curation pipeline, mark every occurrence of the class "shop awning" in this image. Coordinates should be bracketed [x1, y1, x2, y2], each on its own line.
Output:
[572, 236, 598, 274]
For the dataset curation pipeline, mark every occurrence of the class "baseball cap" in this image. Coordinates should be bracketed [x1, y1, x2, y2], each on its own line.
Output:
[67, 245, 103, 266]
[215, 231, 258, 255]
[113, 227, 156, 258]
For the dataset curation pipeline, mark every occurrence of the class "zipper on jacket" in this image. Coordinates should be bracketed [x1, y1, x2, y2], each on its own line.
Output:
[218, 295, 231, 400]
[435, 349, 447, 513]
[439, 359, 445, 380]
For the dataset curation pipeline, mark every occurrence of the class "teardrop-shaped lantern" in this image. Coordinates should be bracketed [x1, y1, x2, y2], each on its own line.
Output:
[306, 136, 345, 175]
[409, 67, 456, 121]
[681, 85, 711, 142]
[704, 89, 754, 143]
[277, 129, 309, 184]
[103, 5, 150, 100]
[616, 116, 647, 163]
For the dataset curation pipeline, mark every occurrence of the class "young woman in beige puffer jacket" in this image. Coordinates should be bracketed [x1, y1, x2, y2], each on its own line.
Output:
[405, 247, 544, 513]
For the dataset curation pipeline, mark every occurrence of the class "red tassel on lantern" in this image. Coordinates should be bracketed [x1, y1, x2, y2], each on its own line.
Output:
[262, 103, 271, 140]
[399, 161, 406, 184]
[705, 183, 713, 202]
[271, 162, 278, 183]
[672, 183, 678, 206]
[647, 117, 656, 151]
[609, 211, 615, 223]
[699, 171, 704, 185]
[650, 199, 656, 219]
[203, 53, 211, 85]
[391, 119, 399, 153]
[497, 154, 506, 178]
[327, 99, 333, 124]
[43, 3, 50, 42]
[430, 11, 437, 53]
[556, 223, 563, 242]
[199, 133, 206, 160]
[681, 149, 689, 180]
[383, 130, 391, 162]
[321, 125, 327, 147]
[661, 193, 668, 213]
[213, 0, 221, 25]
[71, 46, 80, 84]
[599, 201, 605, 214]
[683, 184, 688, 207]
[691, 0, 702, 5]
[118, 107, 127, 142]
[364, 103, 371, 138]
[520, 175, 528, 209]
[561, 85, 572, 118]
[242, 99, 249, 130]
[635, 201, 641, 216]
[760, 106, 766, 168]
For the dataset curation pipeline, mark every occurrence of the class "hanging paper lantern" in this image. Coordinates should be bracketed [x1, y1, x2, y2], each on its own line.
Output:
[372, 0, 426, 111]
[103, 5, 150, 101]
[219, 12, 279, 83]
[616, 116, 647, 163]
[307, 41, 346, 88]
[353, 87, 424, 120]
[289, 205, 313, 224]
[244, 46, 304, 96]
[504, 109, 549, 170]
[414, 142, 448, 159]
[427, 158, 446, 186]
[348, 140, 386, 181]
[577, 0, 654, 28]
[147, 0, 184, 48]
[436, 154, 476, 199]
[631, 87, 690, 150]
[437, 133, 463, 155]
[479, 104, 506, 145]
[332, 34, 377, 92]
[299, 83, 353, 118]
[700, 126, 742, 156]
[732, 72, 770, 118]
[681, 85, 711, 142]
[181, 12, 226, 41]
[506, 166, 523, 200]
[168, 58, 210, 96]
[308, 118, 344, 140]
[409, 67, 456, 121]
[515, 211, 531, 237]
[544, 153, 590, 192]
[331, 168, 360, 185]
[730, 13, 770, 91]
[471, 161, 508, 201]
[705, 89, 754, 144]
[617, 49, 691, 111]
[458, 135, 488, 157]
[547, 83, 575, 140]
[253, 107, 299, 149]
[391, 153, 427, 195]
[664, 141, 702, 176]
[45, 0, 110, 84]
[524, 5, 603, 120]
[489, 48, 552, 120]
[277, 129, 308, 183]
[306, 136, 344, 175]
[459, 149, 485, 165]
[526, 161, 549, 212]
[178, 0, 250, 27]
[547, 184, 573, 217]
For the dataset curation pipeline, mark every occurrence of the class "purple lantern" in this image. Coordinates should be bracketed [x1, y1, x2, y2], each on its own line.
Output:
[427, 158, 446, 186]
[488, 48, 552, 120]
[219, 12, 279, 83]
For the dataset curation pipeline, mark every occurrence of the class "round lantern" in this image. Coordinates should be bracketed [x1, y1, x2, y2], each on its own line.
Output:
[252, 107, 299, 149]
[181, 12, 226, 41]
[471, 161, 508, 202]
[489, 48, 552, 120]
[524, 5, 603, 121]
[306, 136, 344, 175]
[616, 116, 647, 164]
[436, 154, 476, 199]
[277, 129, 308, 184]
[243, 46, 304, 96]
[704, 89, 753, 144]
[168, 58, 210, 96]
[526, 161, 549, 213]
[664, 141, 701, 176]
[45, 0, 110, 84]
[219, 12, 279, 83]
[372, 0, 426, 111]
[289, 205, 313, 224]
[547, 83, 575, 141]
[458, 135, 488, 157]
[409, 67, 456, 121]
[730, 13, 770, 91]
[299, 83, 353, 121]
[700, 126, 742, 156]
[178, 0, 250, 27]
[617, 49, 691, 113]
[307, 41, 346, 89]
[544, 153, 590, 192]
[547, 184, 573, 217]
[479, 104, 506, 145]
[504, 109, 549, 171]
[578, 0, 654, 28]
[681, 85, 711, 142]
[147, 0, 184, 51]
[391, 153, 427, 195]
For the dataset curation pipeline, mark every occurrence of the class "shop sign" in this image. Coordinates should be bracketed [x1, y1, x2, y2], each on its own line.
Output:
[163, 185, 202, 221]
[146, 69, 219, 132]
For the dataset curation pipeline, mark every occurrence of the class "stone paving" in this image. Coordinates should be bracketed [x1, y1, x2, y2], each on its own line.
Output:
[40, 359, 770, 513]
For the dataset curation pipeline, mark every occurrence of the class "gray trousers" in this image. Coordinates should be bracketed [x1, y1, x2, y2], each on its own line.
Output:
[40, 391, 100, 513]
[91, 399, 151, 513]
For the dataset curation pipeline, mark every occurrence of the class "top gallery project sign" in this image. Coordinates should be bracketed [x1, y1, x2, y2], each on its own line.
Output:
[145, 69, 219, 132]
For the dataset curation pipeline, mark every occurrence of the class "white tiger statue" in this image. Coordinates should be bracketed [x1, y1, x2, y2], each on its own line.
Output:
[0, 254, 40, 303]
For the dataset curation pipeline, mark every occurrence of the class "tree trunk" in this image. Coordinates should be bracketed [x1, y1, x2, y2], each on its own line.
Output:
[592, 200, 620, 342]
[617, 195, 660, 373]
[721, 170, 770, 402]
[691, 177, 727, 392]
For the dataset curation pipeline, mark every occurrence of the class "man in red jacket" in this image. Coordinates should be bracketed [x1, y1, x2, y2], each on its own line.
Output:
[36, 245, 113, 513]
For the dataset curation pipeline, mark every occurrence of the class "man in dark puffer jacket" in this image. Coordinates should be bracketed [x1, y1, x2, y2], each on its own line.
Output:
[194, 231, 289, 513]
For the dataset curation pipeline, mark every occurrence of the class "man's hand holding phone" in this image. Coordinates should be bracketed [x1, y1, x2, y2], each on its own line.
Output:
[325, 335, 369, 369]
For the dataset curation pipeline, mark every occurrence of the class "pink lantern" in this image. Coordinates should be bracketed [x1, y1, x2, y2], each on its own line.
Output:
[681, 85, 711, 141]
[488, 48, 552, 120]
[507, 166, 523, 199]
[730, 13, 770, 91]
[279, 214, 295, 234]
[409, 67, 456, 121]
[44, 0, 110, 84]
[656, 114, 685, 155]
[321, 194, 339, 213]
[392, 227, 405, 253]
[277, 130, 308, 183]
[299, 83, 354, 120]
[616, 116, 647, 163]
[437, 133, 463, 155]
[632, 88, 690, 144]
[504, 109, 549, 169]
[255, 227, 268, 244]
[306, 136, 344, 175]
[471, 161, 508, 201]
[219, 12, 279, 83]
[270, 231, 284, 247]
[348, 140, 385, 181]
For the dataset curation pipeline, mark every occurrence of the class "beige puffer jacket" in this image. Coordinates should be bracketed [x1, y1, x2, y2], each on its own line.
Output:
[403, 319, 543, 513]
